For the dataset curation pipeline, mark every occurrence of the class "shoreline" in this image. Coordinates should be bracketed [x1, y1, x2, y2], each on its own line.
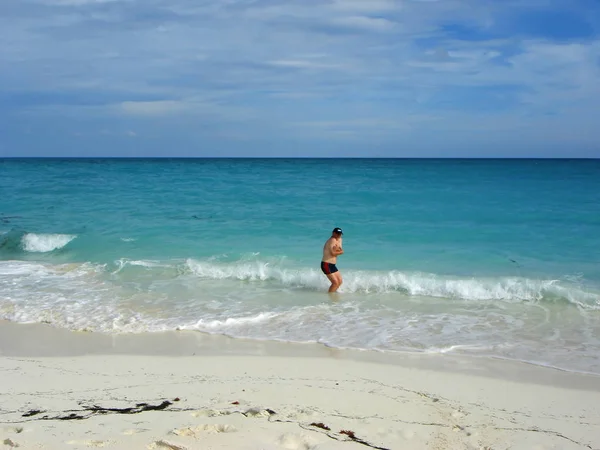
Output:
[2, 320, 600, 449]
[2, 320, 600, 391]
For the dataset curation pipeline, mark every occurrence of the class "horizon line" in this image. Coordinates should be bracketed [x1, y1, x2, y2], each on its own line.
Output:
[1, 156, 600, 161]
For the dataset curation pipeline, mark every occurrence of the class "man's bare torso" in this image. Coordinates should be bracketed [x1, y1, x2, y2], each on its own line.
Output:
[322, 237, 343, 264]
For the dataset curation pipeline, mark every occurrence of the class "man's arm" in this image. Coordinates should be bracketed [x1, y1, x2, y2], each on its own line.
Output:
[330, 241, 344, 256]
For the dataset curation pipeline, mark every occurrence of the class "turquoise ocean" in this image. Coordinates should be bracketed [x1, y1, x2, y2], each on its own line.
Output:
[1, 158, 599, 373]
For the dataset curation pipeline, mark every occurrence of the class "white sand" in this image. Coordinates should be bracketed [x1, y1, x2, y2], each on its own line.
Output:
[1, 322, 599, 450]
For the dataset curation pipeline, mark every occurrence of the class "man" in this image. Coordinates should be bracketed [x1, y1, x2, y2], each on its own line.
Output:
[321, 227, 344, 293]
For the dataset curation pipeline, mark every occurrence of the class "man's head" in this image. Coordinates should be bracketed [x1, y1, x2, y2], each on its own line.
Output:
[332, 227, 343, 237]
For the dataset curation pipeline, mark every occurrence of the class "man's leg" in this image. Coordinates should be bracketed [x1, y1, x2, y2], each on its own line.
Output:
[326, 273, 341, 292]
[334, 271, 343, 290]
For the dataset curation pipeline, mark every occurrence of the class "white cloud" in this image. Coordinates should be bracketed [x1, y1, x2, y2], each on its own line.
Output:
[33, 0, 126, 5]
[293, 115, 439, 135]
[118, 100, 190, 117]
[329, 0, 399, 13]
[504, 41, 600, 109]
[268, 59, 343, 70]
[332, 15, 397, 32]
[109, 97, 256, 122]
[2, 0, 599, 154]
[94, 129, 138, 137]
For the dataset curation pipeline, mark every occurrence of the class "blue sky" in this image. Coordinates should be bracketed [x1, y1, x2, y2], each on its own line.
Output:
[0, 0, 599, 157]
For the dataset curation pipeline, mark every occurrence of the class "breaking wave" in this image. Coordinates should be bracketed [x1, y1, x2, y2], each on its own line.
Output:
[0, 230, 77, 254]
[182, 258, 600, 309]
[22, 233, 77, 253]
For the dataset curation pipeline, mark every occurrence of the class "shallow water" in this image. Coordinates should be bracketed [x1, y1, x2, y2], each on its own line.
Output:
[1, 158, 599, 373]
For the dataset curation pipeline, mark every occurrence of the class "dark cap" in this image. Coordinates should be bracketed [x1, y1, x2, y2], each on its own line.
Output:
[332, 227, 343, 235]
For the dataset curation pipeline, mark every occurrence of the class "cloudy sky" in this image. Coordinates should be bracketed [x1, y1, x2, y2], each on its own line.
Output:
[1, 0, 599, 157]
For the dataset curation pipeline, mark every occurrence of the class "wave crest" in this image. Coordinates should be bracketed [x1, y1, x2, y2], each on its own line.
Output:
[0, 230, 77, 254]
[183, 258, 600, 308]
[22, 233, 77, 252]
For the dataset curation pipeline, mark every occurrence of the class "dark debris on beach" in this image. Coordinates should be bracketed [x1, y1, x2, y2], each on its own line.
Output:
[20, 399, 180, 421]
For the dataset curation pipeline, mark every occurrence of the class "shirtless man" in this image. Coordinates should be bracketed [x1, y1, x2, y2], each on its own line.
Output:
[321, 227, 344, 293]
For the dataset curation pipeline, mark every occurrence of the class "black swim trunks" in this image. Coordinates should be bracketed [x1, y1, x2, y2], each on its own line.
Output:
[321, 261, 339, 275]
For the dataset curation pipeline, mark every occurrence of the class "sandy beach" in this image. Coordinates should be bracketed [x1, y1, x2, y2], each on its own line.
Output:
[1, 321, 599, 450]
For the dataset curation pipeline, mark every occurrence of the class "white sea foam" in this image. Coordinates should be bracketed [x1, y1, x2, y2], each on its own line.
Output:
[184, 258, 600, 308]
[423, 344, 503, 354]
[111, 258, 176, 276]
[194, 312, 278, 329]
[3, 258, 600, 374]
[178, 258, 340, 287]
[0, 260, 158, 333]
[128, 260, 162, 267]
[21, 233, 76, 252]
[114, 258, 165, 269]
